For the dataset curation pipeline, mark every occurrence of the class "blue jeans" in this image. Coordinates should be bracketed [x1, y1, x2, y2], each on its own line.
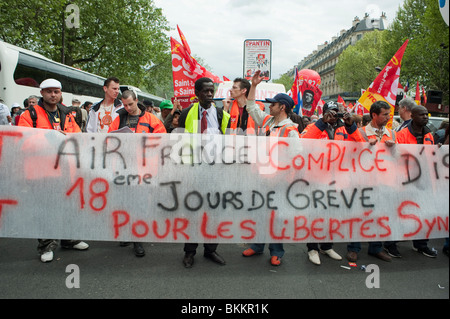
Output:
[347, 242, 382, 254]
[250, 243, 284, 258]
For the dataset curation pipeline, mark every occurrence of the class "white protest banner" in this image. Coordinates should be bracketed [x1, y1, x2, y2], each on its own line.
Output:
[0, 126, 448, 243]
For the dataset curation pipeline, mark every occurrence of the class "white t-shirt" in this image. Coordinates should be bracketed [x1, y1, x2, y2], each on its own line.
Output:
[96, 103, 117, 133]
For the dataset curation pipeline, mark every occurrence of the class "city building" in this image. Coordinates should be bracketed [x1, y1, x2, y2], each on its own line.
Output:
[288, 13, 388, 103]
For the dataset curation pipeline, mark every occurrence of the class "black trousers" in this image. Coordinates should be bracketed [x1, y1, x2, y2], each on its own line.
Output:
[184, 243, 218, 255]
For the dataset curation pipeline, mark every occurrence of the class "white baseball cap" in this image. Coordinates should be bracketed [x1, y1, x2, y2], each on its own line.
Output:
[40, 78, 62, 89]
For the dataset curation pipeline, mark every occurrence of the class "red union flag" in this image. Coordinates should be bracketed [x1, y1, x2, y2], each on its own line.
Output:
[170, 37, 196, 97]
[170, 28, 222, 97]
[177, 25, 191, 55]
[358, 40, 409, 128]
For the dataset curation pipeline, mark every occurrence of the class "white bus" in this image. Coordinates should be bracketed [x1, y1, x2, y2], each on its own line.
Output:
[0, 40, 163, 107]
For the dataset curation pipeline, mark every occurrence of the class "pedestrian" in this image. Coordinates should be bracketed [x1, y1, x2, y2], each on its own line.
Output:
[108, 90, 166, 256]
[393, 105, 438, 258]
[301, 101, 360, 142]
[86, 77, 123, 133]
[346, 101, 396, 262]
[240, 70, 299, 266]
[178, 77, 230, 268]
[0, 99, 11, 125]
[227, 77, 265, 135]
[17, 78, 87, 262]
[395, 97, 415, 132]
[163, 98, 183, 133]
[299, 101, 349, 265]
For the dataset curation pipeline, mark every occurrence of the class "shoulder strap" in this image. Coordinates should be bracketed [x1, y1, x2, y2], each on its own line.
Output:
[28, 105, 38, 128]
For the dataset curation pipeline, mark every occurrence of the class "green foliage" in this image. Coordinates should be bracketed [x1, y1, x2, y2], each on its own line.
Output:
[335, 30, 389, 92]
[272, 73, 292, 91]
[387, 0, 449, 104]
[0, 0, 172, 96]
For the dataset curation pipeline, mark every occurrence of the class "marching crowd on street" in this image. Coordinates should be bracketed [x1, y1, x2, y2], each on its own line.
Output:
[1, 70, 449, 267]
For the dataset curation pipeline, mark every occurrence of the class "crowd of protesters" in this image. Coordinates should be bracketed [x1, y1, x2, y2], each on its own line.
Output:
[1, 70, 448, 265]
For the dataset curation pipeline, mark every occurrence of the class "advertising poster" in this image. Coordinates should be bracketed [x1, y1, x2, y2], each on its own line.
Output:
[244, 39, 272, 81]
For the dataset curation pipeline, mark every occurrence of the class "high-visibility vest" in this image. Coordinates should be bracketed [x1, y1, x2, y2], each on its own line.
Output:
[261, 116, 300, 138]
[184, 102, 230, 134]
[357, 126, 396, 143]
[396, 125, 434, 144]
[108, 110, 166, 133]
[18, 103, 81, 133]
[228, 100, 265, 135]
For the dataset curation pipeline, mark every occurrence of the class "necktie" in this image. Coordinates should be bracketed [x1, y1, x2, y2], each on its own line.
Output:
[201, 110, 207, 133]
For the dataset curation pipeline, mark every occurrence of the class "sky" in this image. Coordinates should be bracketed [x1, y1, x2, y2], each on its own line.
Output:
[154, 0, 406, 81]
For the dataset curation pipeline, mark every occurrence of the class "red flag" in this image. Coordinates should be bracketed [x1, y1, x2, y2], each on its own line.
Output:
[223, 76, 230, 81]
[174, 27, 222, 84]
[290, 68, 302, 115]
[170, 37, 196, 98]
[337, 95, 347, 110]
[358, 40, 409, 128]
[415, 81, 421, 105]
[421, 86, 427, 105]
[177, 25, 191, 55]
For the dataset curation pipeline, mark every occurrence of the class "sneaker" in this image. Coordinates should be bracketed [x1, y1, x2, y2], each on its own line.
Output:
[72, 241, 89, 250]
[321, 249, 342, 260]
[270, 256, 281, 266]
[242, 248, 261, 257]
[308, 250, 321, 265]
[413, 246, 437, 258]
[384, 245, 402, 258]
[40, 251, 54, 263]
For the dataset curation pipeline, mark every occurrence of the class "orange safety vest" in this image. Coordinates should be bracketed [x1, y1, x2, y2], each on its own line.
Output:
[261, 116, 300, 138]
[396, 125, 434, 145]
[18, 103, 81, 133]
[228, 100, 265, 135]
[356, 126, 396, 143]
[334, 126, 362, 141]
[108, 111, 166, 134]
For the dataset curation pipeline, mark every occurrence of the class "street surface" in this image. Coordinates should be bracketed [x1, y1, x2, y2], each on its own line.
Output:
[1, 238, 448, 306]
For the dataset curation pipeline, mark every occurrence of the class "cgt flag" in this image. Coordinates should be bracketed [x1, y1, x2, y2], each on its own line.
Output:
[170, 37, 196, 97]
[357, 39, 409, 129]
[176, 26, 222, 84]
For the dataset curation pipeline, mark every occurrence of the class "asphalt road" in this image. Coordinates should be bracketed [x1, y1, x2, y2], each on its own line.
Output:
[0, 238, 448, 306]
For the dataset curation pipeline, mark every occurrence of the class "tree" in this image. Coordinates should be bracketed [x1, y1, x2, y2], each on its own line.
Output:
[0, 0, 171, 96]
[335, 30, 389, 92]
[272, 73, 293, 92]
[386, 0, 449, 104]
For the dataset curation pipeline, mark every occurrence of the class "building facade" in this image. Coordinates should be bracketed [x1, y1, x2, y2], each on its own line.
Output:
[288, 13, 388, 103]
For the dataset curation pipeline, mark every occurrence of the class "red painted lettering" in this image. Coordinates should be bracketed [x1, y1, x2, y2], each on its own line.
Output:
[398, 201, 422, 238]
[217, 221, 233, 239]
[311, 218, 326, 240]
[293, 216, 309, 241]
[112, 210, 130, 238]
[269, 210, 290, 240]
[200, 212, 217, 239]
[240, 220, 256, 240]
[329, 218, 344, 240]
[269, 141, 290, 170]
